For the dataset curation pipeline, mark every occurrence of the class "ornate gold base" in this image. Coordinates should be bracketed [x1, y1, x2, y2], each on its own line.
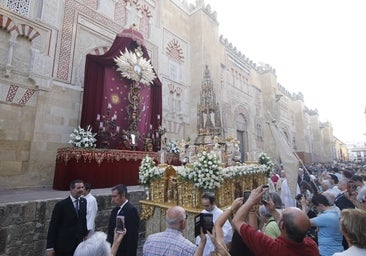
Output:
[140, 165, 266, 241]
[143, 166, 266, 210]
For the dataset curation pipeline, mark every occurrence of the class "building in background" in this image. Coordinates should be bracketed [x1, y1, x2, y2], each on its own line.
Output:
[0, 0, 350, 188]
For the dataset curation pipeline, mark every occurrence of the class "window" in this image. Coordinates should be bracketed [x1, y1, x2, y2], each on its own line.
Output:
[169, 60, 182, 82]
[256, 123, 263, 141]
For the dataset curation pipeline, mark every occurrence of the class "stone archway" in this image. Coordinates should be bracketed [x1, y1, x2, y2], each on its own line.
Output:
[234, 105, 250, 162]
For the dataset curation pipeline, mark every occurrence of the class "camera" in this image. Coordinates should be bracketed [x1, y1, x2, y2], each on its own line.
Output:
[195, 213, 213, 237]
[243, 190, 251, 203]
[261, 185, 270, 204]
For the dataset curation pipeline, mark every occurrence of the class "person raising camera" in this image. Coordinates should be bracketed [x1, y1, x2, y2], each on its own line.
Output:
[232, 185, 319, 256]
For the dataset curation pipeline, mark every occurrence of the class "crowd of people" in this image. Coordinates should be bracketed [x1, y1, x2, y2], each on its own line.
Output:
[45, 161, 366, 256]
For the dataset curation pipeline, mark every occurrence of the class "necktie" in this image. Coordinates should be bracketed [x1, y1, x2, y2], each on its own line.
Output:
[75, 199, 79, 216]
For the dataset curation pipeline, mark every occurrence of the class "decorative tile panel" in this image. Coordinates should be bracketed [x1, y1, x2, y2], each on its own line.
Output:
[0, 82, 37, 106]
[57, 0, 124, 81]
[166, 38, 184, 63]
[6, 0, 30, 17]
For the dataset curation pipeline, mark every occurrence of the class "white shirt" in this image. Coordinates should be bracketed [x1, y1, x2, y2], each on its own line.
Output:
[195, 206, 233, 256]
[280, 178, 300, 208]
[83, 193, 98, 232]
[333, 245, 366, 256]
[70, 195, 79, 211]
[326, 187, 341, 197]
[356, 185, 366, 202]
[117, 199, 128, 215]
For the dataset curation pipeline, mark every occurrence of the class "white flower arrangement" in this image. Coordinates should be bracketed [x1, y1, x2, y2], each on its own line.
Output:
[139, 155, 163, 185]
[114, 47, 156, 85]
[140, 159, 268, 191]
[165, 140, 180, 155]
[186, 151, 223, 191]
[221, 164, 267, 179]
[258, 152, 275, 177]
[69, 125, 97, 148]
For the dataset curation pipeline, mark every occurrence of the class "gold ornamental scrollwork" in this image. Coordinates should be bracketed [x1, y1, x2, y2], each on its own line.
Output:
[140, 204, 155, 221]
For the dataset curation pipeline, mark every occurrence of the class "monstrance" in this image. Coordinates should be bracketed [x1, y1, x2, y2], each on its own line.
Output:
[114, 46, 156, 150]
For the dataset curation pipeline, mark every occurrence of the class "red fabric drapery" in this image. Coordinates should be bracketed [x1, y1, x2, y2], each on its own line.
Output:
[52, 148, 159, 190]
[80, 29, 162, 150]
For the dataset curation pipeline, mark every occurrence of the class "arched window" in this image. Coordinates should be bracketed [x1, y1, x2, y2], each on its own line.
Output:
[236, 113, 248, 162]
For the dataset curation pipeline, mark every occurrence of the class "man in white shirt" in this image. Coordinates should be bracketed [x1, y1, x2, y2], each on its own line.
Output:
[321, 179, 340, 197]
[281, 170, 301, 208]
[195, 192, 232, 256]
[82, 183, 98, 236]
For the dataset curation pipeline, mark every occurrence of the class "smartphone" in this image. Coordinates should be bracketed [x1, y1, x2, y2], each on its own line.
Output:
[261, 185, 270, 204]
[116, 215, 125, 233]
[243, 190, 251, 203]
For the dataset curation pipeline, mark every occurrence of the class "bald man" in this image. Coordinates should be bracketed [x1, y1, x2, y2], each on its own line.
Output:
[232, 186, 319, 256]
[143, 206, 206, 256]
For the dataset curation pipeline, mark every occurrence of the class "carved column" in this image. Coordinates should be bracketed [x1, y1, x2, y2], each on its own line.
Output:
[5, 39, 16, 77]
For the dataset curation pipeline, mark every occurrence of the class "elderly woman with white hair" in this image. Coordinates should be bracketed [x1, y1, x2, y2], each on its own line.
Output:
[333, 208, 366, 256]
[74, 228, 126, 256]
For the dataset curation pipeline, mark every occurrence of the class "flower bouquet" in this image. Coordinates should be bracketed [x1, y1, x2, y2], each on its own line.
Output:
[165, 140, 181, 165]
[165, 140, 180, 155]
[139, 155, 163, 186]
[258, 152, 275, 177]
[69, 125, 97, 148]
[179, 151, 223, 191]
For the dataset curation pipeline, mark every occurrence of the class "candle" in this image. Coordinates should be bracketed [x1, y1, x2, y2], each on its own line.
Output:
[107, 103, 112, 109]
[99, 122, 103, 128]
[131, 134, 136, 144]
[96, 114, 100, 121]
[116, 126, 120, 132]
[150, 124, 152, 129]
[157, 114, 160, 120]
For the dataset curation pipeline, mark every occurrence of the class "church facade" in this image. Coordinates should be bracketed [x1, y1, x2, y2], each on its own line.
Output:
[0, 0, 341, 188]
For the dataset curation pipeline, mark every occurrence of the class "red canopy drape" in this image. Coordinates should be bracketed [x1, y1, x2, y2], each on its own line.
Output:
[80, 29, 162, 150]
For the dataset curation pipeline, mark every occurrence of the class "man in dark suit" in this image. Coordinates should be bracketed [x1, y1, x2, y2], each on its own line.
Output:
[107, 184, 140, 256]
[46, 179, 88, 256]
[297, 167, 310, 186]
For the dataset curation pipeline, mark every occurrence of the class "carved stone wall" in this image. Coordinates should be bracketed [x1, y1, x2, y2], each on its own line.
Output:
[0, 0, 336, 188]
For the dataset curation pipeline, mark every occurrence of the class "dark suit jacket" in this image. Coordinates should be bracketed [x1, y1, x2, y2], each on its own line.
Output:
[46, 196, 88, 256]
[297, 173, 311, 186]
[335, 193, 355, 210]
[107, 201, 140, 256]
[334, 192, 355, 250]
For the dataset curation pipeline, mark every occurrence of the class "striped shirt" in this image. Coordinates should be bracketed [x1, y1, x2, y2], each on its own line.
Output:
[143, 228, 196, 256]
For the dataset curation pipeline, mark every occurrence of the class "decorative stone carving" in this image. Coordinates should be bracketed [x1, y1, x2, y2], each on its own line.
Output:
[195, 65, 223, 145]
[140, 204, 155, 221]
